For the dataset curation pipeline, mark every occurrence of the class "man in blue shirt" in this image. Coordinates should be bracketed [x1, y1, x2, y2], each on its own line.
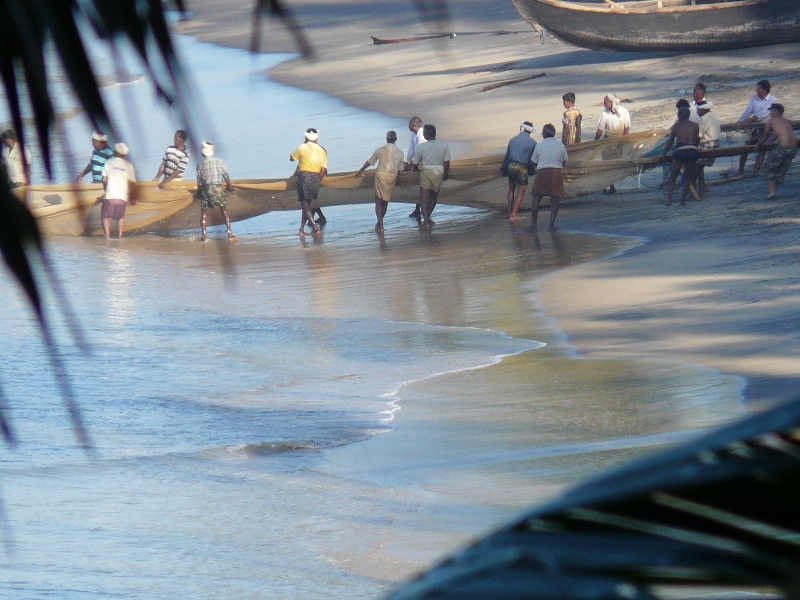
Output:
[501, 121, 537, 220]
[76, 131, 113, 183]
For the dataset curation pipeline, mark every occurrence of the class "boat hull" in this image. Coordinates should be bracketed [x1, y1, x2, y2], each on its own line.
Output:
[511, 0, 800, 52]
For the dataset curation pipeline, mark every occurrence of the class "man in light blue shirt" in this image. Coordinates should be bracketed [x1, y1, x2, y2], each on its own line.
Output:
[501, 121, 537, 220]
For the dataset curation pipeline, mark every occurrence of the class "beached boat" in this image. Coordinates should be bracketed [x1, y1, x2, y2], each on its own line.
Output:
[16, 182, 195, 236]
[511, 0, 800, 52]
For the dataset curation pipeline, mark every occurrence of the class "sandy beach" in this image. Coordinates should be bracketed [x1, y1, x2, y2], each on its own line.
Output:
[173, 0, 800, 589]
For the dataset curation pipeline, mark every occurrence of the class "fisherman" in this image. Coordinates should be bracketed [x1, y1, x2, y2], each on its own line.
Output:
[154, 129, 190, 188]
[196, 141, 237, 241]
[354, 130, 405, 231]
[595, 93, 630, 193]
[695, 101, 721, 199]
[289, 127, 328, 237]
[101, 142, 137, 240]
[736, 79, 778, 176]
[663, 106, 700, 207]
[756, 103, 798, 200]
[405, 116, 426, 218]
[76, 131, 114, 184]
[530, 123, 568, 232]
[1, 129, 31, 188]
[561, 92, 582, 145]
[411, 124, 450, 227]
[500, 121, 537, 220]
[689, 82, 708, 124]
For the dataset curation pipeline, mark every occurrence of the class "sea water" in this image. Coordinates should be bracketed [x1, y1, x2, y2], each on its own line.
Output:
[0, 34, 747, 600]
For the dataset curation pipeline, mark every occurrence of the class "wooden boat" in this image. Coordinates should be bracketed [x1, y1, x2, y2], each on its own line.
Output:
[511, 0, 800, 52]
[16, 181, 194, 236]
[15, 130, 778, 235]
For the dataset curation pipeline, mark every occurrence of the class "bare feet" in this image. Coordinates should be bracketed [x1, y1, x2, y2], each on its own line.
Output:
[508, 213, 523, 221]
[678, 201, 687, 206]
[228, 234, 238, 241]
[408, 209, 421, 219]
[375, 222, 384, 231]
[765, 193, 777, 200]
[548, 224, 558, 231]
[299, 229, 306, 237]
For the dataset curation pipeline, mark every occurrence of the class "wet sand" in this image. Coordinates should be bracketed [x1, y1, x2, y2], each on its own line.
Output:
[174, 0, 800, 588]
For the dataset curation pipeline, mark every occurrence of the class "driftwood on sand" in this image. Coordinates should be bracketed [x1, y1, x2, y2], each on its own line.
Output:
[371, 33, 456, 45]
[456, 72, 547, 93]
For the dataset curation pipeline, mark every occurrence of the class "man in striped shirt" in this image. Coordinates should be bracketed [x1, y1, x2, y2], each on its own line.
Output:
[154, 129, 190, 188]
[76, 131, 114, 184]
[196, 141, 236, 242]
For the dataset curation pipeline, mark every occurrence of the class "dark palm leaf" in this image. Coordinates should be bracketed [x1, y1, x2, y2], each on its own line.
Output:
[386, 398, 800, 599]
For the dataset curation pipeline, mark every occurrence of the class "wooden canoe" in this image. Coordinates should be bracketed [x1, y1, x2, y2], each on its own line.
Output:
[511, 0, 800, 52]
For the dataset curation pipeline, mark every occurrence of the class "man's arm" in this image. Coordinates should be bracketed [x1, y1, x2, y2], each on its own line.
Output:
[623, 126, 630, 136]
[159, 168, 183, 189]
[663, 131, 676, 156]
[319, 167, 327, 182]
[756, 121, 776, 148]
[76, 161, 92, 183]
[154, 162, 166, 181]
[223, 172, 234, 192]
[443, 160, 450, 181]
[355, 160, 371, 177]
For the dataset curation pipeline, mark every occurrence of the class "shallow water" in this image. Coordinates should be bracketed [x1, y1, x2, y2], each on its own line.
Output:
[0, 30, 747, 600]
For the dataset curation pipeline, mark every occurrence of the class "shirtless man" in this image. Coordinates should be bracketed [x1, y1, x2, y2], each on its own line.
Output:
[756, 104, 798, 200]
[663, 106, 700, 207]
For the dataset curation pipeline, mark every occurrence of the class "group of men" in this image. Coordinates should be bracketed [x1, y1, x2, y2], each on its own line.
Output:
[663, 79, 798, 205]
[71, 129, 236, 240]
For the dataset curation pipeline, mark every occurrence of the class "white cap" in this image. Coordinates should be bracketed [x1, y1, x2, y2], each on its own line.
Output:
[605, 93, 620, 107]
[520, 122, 535, 134]
[305, 128, 319, 142]
[114, 142, 129, 156]
[92, 131, 107, 142]
[201, 141, 214, 157]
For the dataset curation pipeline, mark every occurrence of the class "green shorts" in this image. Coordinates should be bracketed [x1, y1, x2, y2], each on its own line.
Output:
[506, 161, 529, 186]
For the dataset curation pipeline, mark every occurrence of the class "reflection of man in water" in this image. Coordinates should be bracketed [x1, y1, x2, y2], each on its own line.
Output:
[290, 128, 328, 237]
[196, 142, 236, 242]
[663, 106, 700, 207]
[757, 103, 798, 200]
[411, 124, 450, 227]
[595, 93, 630, 193]
[101, 143, 137, 240]
[355, 130, 405, 231]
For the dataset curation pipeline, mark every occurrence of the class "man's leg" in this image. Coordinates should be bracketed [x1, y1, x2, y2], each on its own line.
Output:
[424, 190, 439, 226]
[509, 184, 527, 220]
[409, 203, 421, 218]
[752, 149, 767, 176]
[221, 207, 236, 239]
[300, 200, 320, 235]
[102, 217, 112, 240]
[548, 196, 561, 231]
[531, 194, 543, 229]
[506, 182, 516, 215]
[665, 162, 681, 205]
[697, 166, 707, 199]
[117, 217, 124, 239]
[766, 179, 779, 200]
[738, 152, 748, 176]
[314, 208, 327, 225]
[200, 208, 209, 241]
[679, 163, 696, 205]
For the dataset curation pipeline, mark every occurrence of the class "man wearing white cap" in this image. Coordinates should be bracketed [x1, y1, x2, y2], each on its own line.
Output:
[501, 121, 537, 220]
[76, 131, 113, 184]
[595, 93, 630, 193]
[196, 141, 236, 242]
[696, 100, 720, 199]
[289, 128, 328, 236]
[101, 142, 137, 239]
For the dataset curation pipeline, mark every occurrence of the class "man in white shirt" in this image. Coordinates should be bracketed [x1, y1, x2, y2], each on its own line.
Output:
[696, 101, 721, 198]
[530, 123, 568, 231]
[737, 79, 778, 176]
[411, 124, 450, 227]
[689, 82, 707, 124]
[101, 143, 137, 239]
[1, 129, 32, 188]
[595, 93, 630, 193]
[405, 116, 426, 218]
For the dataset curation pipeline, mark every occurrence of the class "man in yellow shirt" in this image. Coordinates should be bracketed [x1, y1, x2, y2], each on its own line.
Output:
[290, 128, 328, 236]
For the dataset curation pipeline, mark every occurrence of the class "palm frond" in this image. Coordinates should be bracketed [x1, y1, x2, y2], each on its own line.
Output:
[387, 398, 800, 599]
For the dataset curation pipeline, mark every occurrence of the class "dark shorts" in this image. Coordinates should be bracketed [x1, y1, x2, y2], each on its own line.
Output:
[673, 147, 699, 164]
[101, 198, 127, 220]
[531, 167, 564, 197]
[197, 183, 227, 210]
[506, 161, 529, 187]
[697, 140, 719, 168]
[764, 145, 798, 185]
[297, 171, 321, 202]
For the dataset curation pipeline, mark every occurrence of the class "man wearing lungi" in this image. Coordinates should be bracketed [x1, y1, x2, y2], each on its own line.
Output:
[411, 124, 450, 227]
[355, 130, 405, 231]
[530, 123, 568, 231]
[196, 141, 236, 241]
[290, 128, 328, 237]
